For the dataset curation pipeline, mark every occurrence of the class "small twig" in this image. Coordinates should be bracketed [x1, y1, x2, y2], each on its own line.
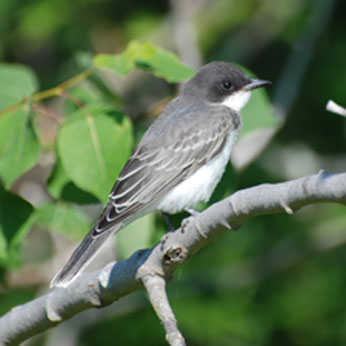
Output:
[280, 199, 294, 214]
[142, 275, 186, 346]
[326, 100, 346, 117]
[0, 67, 96, 117]
[60, 90, 96, 122]
[31, 104, 63, 124]
[59, 91, 86, 110]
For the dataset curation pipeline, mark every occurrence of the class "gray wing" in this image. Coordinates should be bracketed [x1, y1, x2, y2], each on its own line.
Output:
[95, 103, 240, 232]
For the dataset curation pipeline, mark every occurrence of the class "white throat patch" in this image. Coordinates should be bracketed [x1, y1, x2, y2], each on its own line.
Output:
[221, 91, 251, 112]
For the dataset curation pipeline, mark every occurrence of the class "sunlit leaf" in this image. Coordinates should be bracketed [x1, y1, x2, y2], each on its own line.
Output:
[140, 44, 195, 82]
[0, 63, 38, 110]
[63, 82, 122, 117]
[57, 104, 133, 204]
[94, 52, 135, 76]
[94, 41, 195, 82]
[0, 107, 41, 187]
[35, 202, 91, 240]
[47, 156, 99, 204]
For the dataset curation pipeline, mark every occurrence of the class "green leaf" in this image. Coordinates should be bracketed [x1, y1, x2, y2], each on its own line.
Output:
[47, 156, 70, 198]
[0, 107, 41, 188]
[116, 213, 155, 259]
[62, 81, 123, 117]
[94, 41, 195, 83]
[140, 44, 196, 82]
[35, 202, 91, 240]
[47, 156, 99, 204]
[57, 105, 133, 204]
[240, 87, 279, 137]
[94, 52, 135, 77]
[0, 64, 39, 110]
[0, 186, 34, 267]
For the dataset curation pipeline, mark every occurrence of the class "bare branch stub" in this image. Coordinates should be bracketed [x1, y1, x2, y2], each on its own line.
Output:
[142, 275, 186, 346]
[326, 99, 346, 117]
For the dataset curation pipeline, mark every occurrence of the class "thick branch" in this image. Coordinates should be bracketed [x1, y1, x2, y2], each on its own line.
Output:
[0, 170, 345, 345]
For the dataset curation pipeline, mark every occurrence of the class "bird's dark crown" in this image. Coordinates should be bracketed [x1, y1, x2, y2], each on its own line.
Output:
[182, 61, 251, 103]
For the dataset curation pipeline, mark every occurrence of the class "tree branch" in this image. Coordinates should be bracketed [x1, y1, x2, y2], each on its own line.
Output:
[0, 170, 345, 345]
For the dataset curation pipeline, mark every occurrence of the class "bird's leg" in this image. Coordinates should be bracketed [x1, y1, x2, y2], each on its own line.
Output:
[162, 212, 176, 232]
[181, 207, 207, 237]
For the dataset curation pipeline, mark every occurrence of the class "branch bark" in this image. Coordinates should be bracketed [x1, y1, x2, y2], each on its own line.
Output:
[142, 275, 186, 346]
[0, 170, 345, 345]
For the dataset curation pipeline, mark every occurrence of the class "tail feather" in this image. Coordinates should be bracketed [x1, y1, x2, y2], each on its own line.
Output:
[50, 223, 122, 288]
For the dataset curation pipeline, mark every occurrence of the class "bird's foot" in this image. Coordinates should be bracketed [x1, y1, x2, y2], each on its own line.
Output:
[162, 212, 175, 232]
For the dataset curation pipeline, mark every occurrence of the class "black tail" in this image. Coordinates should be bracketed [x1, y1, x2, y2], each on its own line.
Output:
[50, 223, 122, 288]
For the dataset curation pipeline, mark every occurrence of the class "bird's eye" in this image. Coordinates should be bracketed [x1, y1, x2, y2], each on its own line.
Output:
[222, 81, 233, 90]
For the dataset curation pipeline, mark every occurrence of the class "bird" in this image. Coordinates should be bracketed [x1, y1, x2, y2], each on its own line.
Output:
[51, 61, 270, 288]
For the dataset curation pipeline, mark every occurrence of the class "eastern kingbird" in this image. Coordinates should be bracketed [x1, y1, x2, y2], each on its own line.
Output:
[51, 61, 270, 287]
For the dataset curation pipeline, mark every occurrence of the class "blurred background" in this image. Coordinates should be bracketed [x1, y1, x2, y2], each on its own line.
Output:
[1, 0, 346, 345]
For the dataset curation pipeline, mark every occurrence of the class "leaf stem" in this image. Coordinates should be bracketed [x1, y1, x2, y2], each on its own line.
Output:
[0, 66, 97, 117]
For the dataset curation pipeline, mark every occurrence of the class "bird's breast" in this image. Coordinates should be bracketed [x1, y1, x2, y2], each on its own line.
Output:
[157, 130, 236, 214]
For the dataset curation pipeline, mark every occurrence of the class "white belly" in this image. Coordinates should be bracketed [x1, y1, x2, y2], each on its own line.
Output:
[157, 131, 236, 214]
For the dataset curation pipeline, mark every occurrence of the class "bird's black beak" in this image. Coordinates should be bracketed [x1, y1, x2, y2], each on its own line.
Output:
[243, 78, 271, 91]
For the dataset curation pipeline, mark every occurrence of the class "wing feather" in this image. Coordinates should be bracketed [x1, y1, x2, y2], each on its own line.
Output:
[95, 103, 239, 234]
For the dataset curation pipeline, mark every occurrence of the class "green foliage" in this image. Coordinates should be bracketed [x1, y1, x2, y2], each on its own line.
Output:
[57, 105, 133, 204]
[0, 64, 38, 110]
[94, 41, 196, 82]
[0, 107, 41, 188]
[47, 156, 99, 204]
[0, 185, 34, 267]
[0, 64, 41, 188]
[35, 202, 91, 240]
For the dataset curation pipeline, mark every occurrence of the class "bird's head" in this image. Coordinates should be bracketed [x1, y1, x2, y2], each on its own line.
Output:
[182, 61, 270, 112]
